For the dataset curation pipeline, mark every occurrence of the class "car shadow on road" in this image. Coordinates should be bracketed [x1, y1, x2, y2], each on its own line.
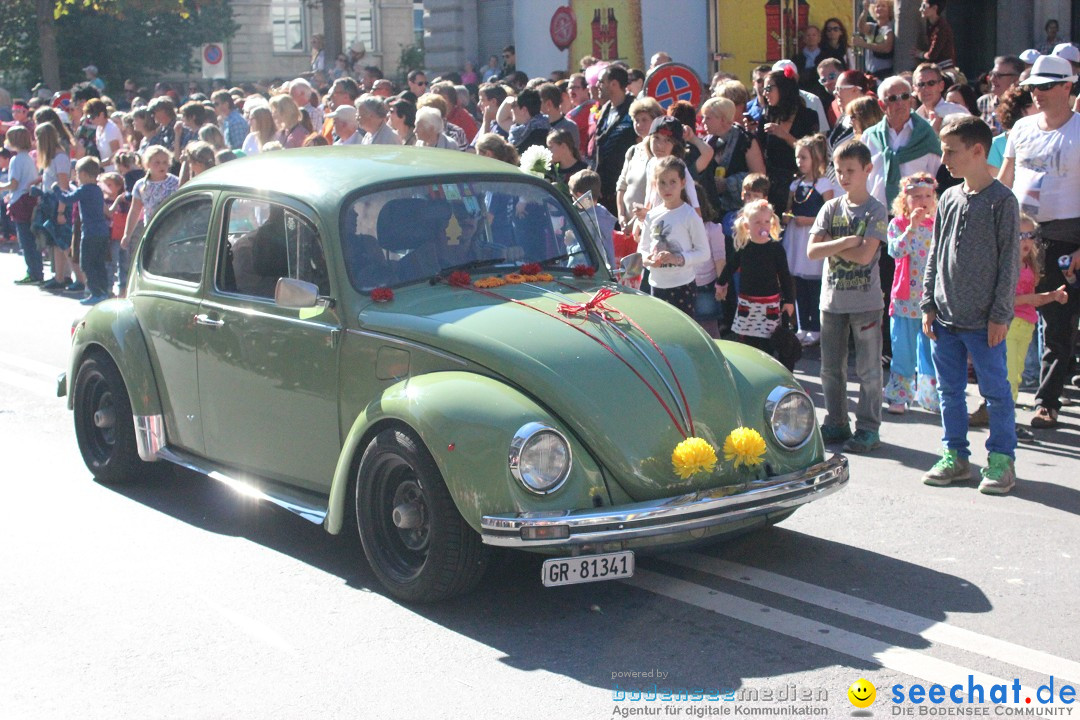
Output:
[106, 468, 997, 697]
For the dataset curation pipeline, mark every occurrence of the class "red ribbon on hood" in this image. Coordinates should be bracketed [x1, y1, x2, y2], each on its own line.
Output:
[557, 287, 625, 321]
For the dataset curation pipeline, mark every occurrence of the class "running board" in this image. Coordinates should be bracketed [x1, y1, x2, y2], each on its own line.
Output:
[155, 447, 329, 525]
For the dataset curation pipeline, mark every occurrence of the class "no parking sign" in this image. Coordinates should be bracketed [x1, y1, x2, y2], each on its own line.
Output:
[645, 63, 702, 110]
[202, 42, 227, 79]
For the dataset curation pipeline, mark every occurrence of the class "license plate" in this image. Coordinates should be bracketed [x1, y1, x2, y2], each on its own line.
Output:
[542, 551, 635, 587]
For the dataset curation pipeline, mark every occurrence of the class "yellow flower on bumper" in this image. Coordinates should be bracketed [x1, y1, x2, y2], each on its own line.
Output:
[671, 437, 717, 479]
[723, 427, 767, 468]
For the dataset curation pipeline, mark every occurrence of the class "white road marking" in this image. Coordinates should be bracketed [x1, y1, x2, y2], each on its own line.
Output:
[201, 598, 296, 653]
[0, 350, 64, 379]
[0, 369, 59, 400]
[665, 554, 1080, 685]
[626, 569, 1044, 703]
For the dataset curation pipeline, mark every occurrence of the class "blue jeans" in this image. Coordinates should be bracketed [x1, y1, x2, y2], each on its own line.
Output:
[931, 321, 1016, 459]
[80, 236, 111, 298]
[16, 221, 43, 280]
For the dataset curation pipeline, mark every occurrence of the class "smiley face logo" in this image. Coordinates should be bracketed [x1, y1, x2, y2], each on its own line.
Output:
[848, 678, 876, 708]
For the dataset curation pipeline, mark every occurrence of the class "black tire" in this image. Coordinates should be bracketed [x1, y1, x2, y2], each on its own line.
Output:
[355, 427, 488, 603]
[72, 353, 150, 484]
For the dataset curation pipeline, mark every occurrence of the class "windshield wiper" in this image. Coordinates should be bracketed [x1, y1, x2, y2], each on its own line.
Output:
[430, 257, 508, 283]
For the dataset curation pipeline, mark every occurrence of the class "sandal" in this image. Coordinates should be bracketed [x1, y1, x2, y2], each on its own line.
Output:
[1030, 406, 1058, 429]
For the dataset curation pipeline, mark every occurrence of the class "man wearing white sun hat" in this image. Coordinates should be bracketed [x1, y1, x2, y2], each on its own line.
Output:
[999, 54, 1080, 430]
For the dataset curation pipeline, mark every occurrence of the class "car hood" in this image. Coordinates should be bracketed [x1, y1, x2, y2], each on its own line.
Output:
[358, 280, 755, 502]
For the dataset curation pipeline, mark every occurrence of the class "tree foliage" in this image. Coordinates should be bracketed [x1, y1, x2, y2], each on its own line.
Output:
[1, 0, 237, 90]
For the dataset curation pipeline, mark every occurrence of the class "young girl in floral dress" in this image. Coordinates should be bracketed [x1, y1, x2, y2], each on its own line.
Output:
[884, 172, 938, 413]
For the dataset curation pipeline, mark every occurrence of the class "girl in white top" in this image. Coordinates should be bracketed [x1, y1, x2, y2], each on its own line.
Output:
[782, 133, 833, 345]
[641, 156, 710, 316]
[121, 145, 181, 250]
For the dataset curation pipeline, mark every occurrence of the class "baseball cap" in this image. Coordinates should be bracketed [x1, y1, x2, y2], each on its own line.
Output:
[82, 64, 98, 75]
[648, 116, 684, 143]
[1052, 42, 1080, 65]
[329, 104, 357, 122]
[772, 59, 797, 74]
[1019, 49, 1041, 65]
[1021, 55, 1079, 86]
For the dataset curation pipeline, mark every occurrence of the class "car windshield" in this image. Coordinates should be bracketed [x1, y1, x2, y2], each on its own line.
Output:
[340, 179, 603, 291]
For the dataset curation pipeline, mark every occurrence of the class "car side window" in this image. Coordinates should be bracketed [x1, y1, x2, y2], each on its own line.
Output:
[142, 195, 212, 283]
[217, 198, 330, 300]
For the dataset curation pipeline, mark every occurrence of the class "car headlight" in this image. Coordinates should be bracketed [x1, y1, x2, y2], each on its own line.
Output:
[509, 423, 572, 494]
[765, 387, 815, 449]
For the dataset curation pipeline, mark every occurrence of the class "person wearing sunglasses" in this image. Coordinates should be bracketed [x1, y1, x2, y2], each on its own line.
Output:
[977, 56, 1024, 134]
[817, 58, 845, 128]
[819, 18, 853, 69]
[913, 62, 970, 134]
[998, 54, 1080, 429]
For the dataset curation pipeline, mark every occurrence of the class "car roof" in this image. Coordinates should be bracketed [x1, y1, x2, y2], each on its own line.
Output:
[183, 146, 531, 208]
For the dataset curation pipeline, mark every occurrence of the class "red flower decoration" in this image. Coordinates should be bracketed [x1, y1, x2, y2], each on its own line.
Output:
[573, 265, 597, 278]
[520, 262, 542, 275]
[782, 65, 798, 81]
[371, 287, 394, 302]
[448, 271, 472, 287]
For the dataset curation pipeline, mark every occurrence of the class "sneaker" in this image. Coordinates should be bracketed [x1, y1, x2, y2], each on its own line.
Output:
[923, 449, 973, 486]
[800, 331, 820, 347]
[1015, 425, 1036, 444]
[40, 277, 70, 291]
[79, 294, 108, 306]
[14, 275, 43, 285]
[843, 429, 881, 454]
[978, 453, 1016, 495]
[795, 329, 808, 343]
[65, 281, 85, 293]
[820, 423, 853, 445]
[968, 402, 989, 428]
[886, 402, 907, 415]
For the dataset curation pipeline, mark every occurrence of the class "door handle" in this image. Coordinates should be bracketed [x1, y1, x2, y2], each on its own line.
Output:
[194, 313, 225, 328]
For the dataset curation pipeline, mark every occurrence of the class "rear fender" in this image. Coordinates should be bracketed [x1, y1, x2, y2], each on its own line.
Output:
[325, 371, 609, 535]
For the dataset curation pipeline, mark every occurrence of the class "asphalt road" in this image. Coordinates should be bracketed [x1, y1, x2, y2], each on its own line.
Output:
[1, 248, 1078, 720]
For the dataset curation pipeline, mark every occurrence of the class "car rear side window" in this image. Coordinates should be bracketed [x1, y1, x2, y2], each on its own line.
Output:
[142, 195, 212, 284]
[216, 198, 330, 300]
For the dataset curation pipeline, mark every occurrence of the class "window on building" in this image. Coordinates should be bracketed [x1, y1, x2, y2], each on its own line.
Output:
[344, 1, 377, 53]
[413, 1, 424, 45]
[271, 0, 306, 53]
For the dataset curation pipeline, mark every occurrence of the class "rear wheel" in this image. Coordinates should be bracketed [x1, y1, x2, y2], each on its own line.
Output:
[355, 427, 488, 603]
[72, 353, 151, 484]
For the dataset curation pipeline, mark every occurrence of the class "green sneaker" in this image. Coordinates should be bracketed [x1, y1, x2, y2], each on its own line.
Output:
[843, 429, 881, 454]
[923, 449, 973, 487]
[978, 453, 1016, 495]
[820, 423, 853, 445]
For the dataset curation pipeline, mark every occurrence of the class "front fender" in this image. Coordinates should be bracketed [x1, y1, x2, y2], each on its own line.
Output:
[325, 371, 610, 535]
[717, 340, 826, 471]
[68, 300, 162, 417]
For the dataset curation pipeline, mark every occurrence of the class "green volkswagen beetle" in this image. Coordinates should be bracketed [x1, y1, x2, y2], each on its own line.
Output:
[59, 147, 847, 603]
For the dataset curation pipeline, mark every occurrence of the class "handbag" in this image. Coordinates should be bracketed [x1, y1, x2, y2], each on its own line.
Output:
[771, 313, 802, 372]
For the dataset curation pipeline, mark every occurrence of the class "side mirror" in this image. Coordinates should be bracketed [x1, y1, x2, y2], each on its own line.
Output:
[275, 277, 319, 308]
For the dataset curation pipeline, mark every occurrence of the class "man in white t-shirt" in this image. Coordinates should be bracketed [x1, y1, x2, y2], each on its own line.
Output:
[999, 55, 1080, 429]
[85, 98, 122, 172]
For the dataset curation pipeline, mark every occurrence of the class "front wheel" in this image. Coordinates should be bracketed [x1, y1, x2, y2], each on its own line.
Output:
[355, 427, 488, 603]
[72, 353, 154, 484]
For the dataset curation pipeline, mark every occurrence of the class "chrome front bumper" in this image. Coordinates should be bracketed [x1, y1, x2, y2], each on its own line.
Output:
[480, 455, 848, 548]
